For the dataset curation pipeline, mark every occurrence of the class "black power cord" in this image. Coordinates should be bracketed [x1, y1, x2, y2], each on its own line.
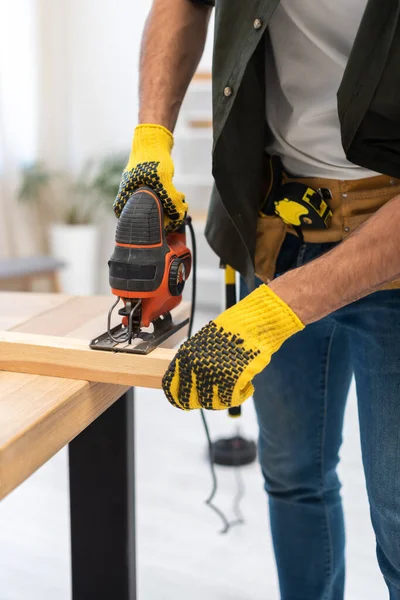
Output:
[185, 216, 245, 534]
[185, 216, 196, 341]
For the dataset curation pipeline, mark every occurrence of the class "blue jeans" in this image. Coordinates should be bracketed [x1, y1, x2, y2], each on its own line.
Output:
[242, 235, 400, 600]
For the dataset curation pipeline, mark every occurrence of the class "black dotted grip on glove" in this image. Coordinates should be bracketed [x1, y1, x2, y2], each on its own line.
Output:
[162, 321, 261, 410]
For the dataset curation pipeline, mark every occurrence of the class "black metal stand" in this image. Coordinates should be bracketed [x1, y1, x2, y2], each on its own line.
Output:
[69, 389, 136, 600]
[211, 433, 257, 466]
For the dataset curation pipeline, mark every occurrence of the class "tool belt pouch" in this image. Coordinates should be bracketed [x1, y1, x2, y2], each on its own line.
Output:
[254, 215, 286, 283]
[255, 156, 333, 283]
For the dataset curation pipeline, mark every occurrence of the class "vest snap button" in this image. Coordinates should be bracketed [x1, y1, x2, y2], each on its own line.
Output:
[253, 18, 263, 30]
[224, 86, 233, 97]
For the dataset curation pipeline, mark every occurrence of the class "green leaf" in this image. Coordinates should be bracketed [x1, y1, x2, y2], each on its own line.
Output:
[18, 162, 52, 204]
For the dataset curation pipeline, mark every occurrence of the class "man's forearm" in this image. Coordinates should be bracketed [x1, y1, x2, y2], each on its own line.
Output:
[139, 0, 212, 131]
[269, 195, 400, 325]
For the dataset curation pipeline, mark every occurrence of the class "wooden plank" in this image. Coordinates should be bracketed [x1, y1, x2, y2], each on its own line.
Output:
[0, 331, 176, 388]
[0, 293, 190, 500]
[188, 119, 212, 129]
[0, 372, 128, 499]
[193, 71, 211, 81]
[0, 292, 71, 331]
[10, 295, 116, 338]
[1, 298, 189, 386]
[9, 295, 189, 342]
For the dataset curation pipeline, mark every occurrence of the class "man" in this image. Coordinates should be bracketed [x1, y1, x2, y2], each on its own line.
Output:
[115, 0, 400, 597]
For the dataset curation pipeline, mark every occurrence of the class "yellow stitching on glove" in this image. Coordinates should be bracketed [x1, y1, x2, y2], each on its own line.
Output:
[162, 285, 304, 410]
[114, 124, 187, 233]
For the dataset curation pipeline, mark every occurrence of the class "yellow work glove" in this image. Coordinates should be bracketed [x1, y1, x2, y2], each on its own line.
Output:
[162, 285, 304, 410]
[114, 124, 187, 233]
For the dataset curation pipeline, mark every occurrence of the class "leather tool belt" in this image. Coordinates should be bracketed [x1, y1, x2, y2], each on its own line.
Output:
[255, 156, 400, 290]
[261, 157, 333, 236]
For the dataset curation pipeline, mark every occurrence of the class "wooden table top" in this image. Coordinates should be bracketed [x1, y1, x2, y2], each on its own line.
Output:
[0, 292, 185, 500]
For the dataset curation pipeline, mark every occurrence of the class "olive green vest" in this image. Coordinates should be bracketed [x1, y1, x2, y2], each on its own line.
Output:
[204, 0, 400, 288]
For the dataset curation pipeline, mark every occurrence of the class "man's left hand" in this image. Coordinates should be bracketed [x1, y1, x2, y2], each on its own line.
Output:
[162, 284, 304, 410]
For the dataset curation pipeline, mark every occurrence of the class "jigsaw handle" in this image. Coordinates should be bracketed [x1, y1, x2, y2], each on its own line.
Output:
[115, 186, 165, 246]
[108, 186, 192, 329]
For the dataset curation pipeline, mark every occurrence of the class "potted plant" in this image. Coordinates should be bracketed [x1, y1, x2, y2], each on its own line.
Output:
[75, 154, 128, 295]
[18, 162, 53, 253]
[18, 155, 126, 295]
[48, 181, 100, 296]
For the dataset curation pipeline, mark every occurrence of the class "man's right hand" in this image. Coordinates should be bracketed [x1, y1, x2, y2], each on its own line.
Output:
[114, 124, 187, 233]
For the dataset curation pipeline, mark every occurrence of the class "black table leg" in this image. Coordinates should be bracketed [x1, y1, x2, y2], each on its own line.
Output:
[69, 388, 136, 600]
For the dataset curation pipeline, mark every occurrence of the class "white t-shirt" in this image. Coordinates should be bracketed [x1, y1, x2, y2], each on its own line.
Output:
[265, 0, 378, 179]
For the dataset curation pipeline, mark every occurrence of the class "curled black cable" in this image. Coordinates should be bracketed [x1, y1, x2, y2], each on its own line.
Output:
[186, 216, 245, 535]
[200, 409, 231, 534]
[231, 425, 245, 526]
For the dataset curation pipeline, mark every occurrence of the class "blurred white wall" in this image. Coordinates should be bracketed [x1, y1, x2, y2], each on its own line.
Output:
[37, 0, 214, 171]
[0, 0, 38, 168]
[0, 0, 215, 285]
[37, 0, 152, 170]
[0, 0, 40, 256]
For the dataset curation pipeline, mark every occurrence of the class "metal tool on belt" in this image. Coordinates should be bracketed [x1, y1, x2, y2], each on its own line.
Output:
[90, 186, 192, 355]
[261, 156, 333, 230]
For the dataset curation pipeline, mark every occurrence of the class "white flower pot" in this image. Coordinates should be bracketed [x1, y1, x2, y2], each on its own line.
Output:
[49, 224, 98, 295]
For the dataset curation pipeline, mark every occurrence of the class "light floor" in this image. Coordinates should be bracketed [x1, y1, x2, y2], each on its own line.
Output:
[0, 309, 387, 600]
